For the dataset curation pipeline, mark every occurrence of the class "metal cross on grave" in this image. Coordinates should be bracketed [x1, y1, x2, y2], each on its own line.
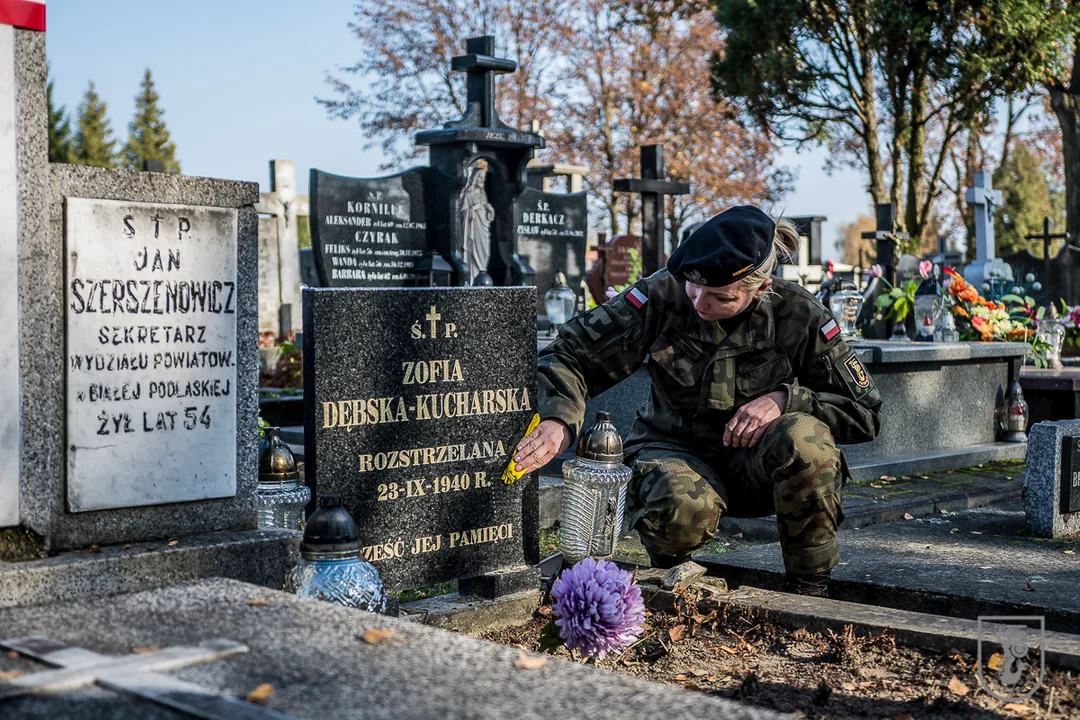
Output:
[613, 145, 691, 277]
[0, 636, 291, 719]
[448, 36, 516, 130]
[1025, 216, 1071, 289]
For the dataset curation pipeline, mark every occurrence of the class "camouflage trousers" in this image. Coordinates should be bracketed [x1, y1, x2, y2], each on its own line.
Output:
[624, 413, 843, 575]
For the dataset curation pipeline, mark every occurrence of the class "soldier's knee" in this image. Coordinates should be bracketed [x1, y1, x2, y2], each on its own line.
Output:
[630, 457, 721, 555]
[763, 413, 841, 499]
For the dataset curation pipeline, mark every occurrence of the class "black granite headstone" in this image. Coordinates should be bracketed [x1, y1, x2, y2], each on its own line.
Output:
[1061, 435, 1080, 515]
[309, 168, 439, 287]
[302, 286, 539, 591]
[514, 187, 588, 315]
[298, 247, 319, 287]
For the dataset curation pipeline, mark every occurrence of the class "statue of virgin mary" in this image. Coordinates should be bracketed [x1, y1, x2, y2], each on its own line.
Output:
[461, 166, 495, 284]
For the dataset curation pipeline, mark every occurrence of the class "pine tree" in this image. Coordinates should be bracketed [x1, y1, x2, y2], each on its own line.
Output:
[47, 72, 73, 163]
[73, 82, 118, 168]
[994, 139, 1058, 257]
[122, 68, 179, 172]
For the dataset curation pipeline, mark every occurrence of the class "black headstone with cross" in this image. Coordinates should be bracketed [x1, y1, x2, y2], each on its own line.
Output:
[1027, 216, 1070, 293]
[416, 36, 545, 287]
[613, 145, 690, 277]
[860, 203, 908, 339]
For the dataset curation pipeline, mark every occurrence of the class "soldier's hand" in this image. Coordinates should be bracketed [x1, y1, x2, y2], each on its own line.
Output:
[514, 419, 574, 473]
[724, 391, 788, 448]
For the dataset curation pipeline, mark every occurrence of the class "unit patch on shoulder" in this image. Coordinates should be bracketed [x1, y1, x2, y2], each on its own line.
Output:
[821, 319, 840, 342]
[627, 287, 648, 309]
[844, 353, 871, 389]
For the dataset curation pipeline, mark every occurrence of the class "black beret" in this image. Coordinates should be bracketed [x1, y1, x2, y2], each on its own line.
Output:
[667, 206, 775, 287]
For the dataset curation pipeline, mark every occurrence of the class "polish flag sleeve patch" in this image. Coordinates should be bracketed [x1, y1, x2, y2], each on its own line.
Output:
[821, 319, 840, 342]
[627, 287, 648, 309]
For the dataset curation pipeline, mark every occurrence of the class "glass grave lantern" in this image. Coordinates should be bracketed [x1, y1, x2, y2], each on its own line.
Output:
[827, 281, 863, 339]
[560, 411, 633, 564]
[285, 494, 388, 613]
[913, 276, 943, 343]
[544, 271, 577, 332]
[996, 380, 1030, 443]
[256, 427, 310, 530]
[413, 250, 454, 287]
[1037, 305, 1066, 370]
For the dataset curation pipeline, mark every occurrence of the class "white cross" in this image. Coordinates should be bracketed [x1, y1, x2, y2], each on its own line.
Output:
[965, 171, 1003, 262]
[0, 636, 291, 719]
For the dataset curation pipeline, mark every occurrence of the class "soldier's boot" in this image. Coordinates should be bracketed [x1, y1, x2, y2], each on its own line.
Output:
[785, 570, 831, 598]
[645, 547, 693, 569]
[761, 414, 843, 581]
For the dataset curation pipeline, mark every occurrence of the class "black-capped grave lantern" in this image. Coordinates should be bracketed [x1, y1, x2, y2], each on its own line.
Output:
[559, 412, 633, 564]
[256, 427, 310, 530]
[413, 249, 455, 287]
[997, 380, 1030, 443]
[284, 495, 387, 613]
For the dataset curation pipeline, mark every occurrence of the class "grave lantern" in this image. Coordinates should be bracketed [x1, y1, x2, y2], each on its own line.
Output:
[255, 427, 310, 530]
[560, 412, 633, 564]
[827, 281, 863, 339]
[1037, 306, 1066, 370]
[285, 495, 387, 612]
[544, 272, 576, 331]
[413, 250, 454, 287]
[913, 276, 943, 343]
[997, 380, 1030, 443]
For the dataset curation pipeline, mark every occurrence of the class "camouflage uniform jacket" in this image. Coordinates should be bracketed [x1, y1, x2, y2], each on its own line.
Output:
[538, 270, 882, 459]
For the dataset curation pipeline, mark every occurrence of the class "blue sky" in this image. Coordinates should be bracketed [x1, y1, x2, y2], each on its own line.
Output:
[46, 0, 869, 261]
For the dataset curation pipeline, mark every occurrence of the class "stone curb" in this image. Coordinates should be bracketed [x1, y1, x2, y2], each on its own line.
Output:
[717, 587, 1080, 673]
[0, 529, 299, 608]
[399, 590, 542, 636]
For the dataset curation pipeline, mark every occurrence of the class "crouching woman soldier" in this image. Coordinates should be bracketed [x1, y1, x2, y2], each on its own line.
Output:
[514, 206, 882, 597]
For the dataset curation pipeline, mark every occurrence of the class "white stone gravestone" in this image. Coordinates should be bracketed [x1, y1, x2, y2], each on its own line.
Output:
[0, 3, 46, 528]
[254, 159, 306, 334]
[963, 171, 1013, 287]
[64, 198, 238, 511]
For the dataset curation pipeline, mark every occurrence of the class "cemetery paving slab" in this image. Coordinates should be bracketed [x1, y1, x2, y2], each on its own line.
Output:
[0, 578, 785, 720]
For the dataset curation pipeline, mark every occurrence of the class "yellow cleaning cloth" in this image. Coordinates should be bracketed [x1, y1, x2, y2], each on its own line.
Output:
[502, 413, 541, 485]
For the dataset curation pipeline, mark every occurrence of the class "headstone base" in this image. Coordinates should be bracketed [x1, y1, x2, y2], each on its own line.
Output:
[962, 258, 1013, 289]
[458, 564, 540, 599]
[1026, 420, 1080, 538]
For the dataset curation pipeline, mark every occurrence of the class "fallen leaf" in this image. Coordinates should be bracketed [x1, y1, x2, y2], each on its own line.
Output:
[668, 625, 687, 642]
[690, 668, 708, 677]
[903, 513, 914, 520]
[869, 484, 882, 488]
[733, 533, 744, 539]
[893, 713, 914, 720]
[1065, 550, 1075, 555]
[674, 674, 689, 681]
[1005, 476, 1014, 481]
[988, 652, 1004, 671]
[1003, 703, 1034, 716]
[359, 628, 396, 645]
[247, 684, 274, 704]
[0, 670, 22, 680]
[122, 545, 131, 551]
[842, 682, 857, 691]
[970, 531, 983, 535]
[167, 539, 179, 547]
[719, 645, 738, 655]
[537, 605, 552, 617]
[88, 545, 101, 553]
[858, 680, 873, 689]
[947, 675, 969, 696]
[6, 651, 17, 659]
[707, 675, 717, 682]
[1023, 582, 1035, 592]
[950, 528, 961, 534]
[130, 646, 160, 654]
[513, 651, 547, 670]
[684, 682, 701, 691]
[247, 599, 271, 607]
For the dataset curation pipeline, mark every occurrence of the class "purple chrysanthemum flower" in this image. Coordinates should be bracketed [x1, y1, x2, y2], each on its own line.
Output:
[551, 557, 645, 659]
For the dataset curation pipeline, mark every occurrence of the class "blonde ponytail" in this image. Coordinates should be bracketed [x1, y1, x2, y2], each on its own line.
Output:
[740, 218, 801, 292]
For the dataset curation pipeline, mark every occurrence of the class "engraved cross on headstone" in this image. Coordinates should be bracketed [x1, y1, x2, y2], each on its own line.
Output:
[0, 637, 290, 719]
[448, 36, 516, 130]
[613, 145, 691, 278]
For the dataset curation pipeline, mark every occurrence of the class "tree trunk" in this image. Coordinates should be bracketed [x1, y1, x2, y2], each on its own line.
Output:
[1048, 41, 1080, 250]
[905, 76, 928, 243]
[855, 14, 886, 206]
